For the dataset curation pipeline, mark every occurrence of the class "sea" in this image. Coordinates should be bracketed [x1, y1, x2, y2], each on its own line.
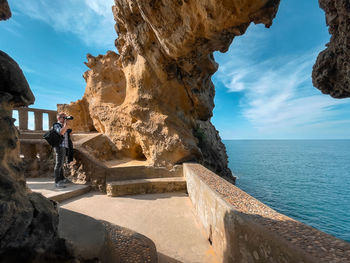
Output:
[224, 140, 350, 243]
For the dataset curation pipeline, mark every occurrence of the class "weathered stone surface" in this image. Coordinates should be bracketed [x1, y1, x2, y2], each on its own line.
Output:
[312, 0, 350, 98]
[0, 51, 35, 106]
[58, 98, 95, 132]
[106, 177, 187, 197]
[0, 0, 11, 20]
[184, 163, 350, 263]
[20, 141, 55, 178]
[63, 0, 280, 181]
[0, 13, 70, 259]
[0, 86, 70, 262]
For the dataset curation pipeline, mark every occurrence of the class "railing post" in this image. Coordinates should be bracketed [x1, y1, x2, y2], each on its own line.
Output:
[17, 108, 28, 130]
[34, 111, 43, 131]
[48, 113, 56, 128]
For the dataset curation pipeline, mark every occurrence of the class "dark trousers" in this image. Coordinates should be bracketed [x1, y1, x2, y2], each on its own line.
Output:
[54, 147, 66, 183]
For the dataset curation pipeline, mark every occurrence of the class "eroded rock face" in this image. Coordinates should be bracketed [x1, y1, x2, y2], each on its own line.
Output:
[63, 0, 280, 181]
[0, 50, 71, 261]
[312, 0, 350, 98]
[0, 0, 11, 20]
[0, 51, 34, 106]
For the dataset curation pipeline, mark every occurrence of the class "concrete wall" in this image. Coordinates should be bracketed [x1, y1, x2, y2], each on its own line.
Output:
[184, 163, 350, 263]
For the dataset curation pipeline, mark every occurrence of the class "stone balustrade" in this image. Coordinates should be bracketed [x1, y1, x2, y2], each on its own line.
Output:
[12, 107, 58, 177]
[13, 107, 57, 131]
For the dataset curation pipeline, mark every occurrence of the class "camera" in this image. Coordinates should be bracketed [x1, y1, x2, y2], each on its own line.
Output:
[64, 116, 74, 120]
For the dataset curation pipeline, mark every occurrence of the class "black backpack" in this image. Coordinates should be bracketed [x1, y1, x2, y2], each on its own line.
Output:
[43, 123, 63, 147]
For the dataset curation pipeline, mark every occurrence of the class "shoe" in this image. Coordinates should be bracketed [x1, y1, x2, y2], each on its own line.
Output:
[55, 182, 66, 188]
[62, 178, 72, 184]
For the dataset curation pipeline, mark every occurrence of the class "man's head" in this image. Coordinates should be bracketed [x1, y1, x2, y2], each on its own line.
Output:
[57, 112, 66, 123]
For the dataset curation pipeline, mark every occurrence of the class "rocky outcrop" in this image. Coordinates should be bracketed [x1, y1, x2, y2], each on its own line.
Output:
[312, 0, 350, 98]
[62, 0, 280, 182]
[0, 51, 34, 106]
[0, 0, 11, 20]
[0, 8, 73, 260]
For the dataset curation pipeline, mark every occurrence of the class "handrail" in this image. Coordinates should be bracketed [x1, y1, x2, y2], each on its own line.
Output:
[12, 107, 57, 131]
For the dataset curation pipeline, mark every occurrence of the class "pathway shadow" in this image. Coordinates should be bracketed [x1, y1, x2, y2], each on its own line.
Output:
[158, 252, 184, 263]
[59, 208, 157, 262]
[59, 190, 104, 204]
[157, 252, 183, 263]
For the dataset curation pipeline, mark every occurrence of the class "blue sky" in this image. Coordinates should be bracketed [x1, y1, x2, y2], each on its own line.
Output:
[1, 0, 350, 139]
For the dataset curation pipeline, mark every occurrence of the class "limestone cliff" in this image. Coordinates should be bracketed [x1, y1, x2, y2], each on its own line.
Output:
[313, 0, 350, 98]
[62, 0, 280, 182]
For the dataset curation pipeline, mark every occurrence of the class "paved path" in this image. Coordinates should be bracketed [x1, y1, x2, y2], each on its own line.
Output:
[61, 192, 219, 263]
[26, 178, 91, 202]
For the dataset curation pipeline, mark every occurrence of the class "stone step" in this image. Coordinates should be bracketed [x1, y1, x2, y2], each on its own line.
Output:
[71, 132, 101, 144]
[26, 178, 91, 202]
[106, 165, 183, 181]
[20, 138, 48, 145]
[19, 131, 45, 140]
[49, 185, 91, 203]
[106, 177, 187, 197]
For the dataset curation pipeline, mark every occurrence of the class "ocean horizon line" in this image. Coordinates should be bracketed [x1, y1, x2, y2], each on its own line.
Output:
[223, 138, 350, 141]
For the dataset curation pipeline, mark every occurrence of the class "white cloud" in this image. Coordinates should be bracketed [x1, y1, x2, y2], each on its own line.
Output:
[10, 0, 116, 49]
[216, 42, 350, 135]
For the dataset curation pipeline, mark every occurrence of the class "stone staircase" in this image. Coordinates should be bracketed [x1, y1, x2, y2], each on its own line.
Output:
[20, 131, 187, 199]
[26, 178, 91, 202]
[18, 130, 47, 144]
[72, 133, 187, 198]
[105, 164, 186, 197]
[106, 177, 186, 197]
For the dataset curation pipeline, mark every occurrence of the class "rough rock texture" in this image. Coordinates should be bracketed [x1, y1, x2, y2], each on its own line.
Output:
[312, 0, 350, 98]
[20, 142, 55, 178]
[58, 98, 95, 132]
[0, 51, 34, 106]
[62, 0, 280, 182]
[0, 39, 72, 262]
[0, 0, 11, 20]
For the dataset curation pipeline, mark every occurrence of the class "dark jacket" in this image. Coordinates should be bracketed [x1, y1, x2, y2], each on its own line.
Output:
[66, 129, 74, 163]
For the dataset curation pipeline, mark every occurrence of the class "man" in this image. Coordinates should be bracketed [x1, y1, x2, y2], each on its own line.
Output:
[53, 112, 71, 188]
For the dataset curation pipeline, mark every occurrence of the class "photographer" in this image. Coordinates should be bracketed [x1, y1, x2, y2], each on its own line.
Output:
[53, 112, 73, 188]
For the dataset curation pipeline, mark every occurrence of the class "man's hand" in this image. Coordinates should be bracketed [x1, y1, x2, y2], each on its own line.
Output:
[60, 120, 70, 135]
[63, 119, 70, 127]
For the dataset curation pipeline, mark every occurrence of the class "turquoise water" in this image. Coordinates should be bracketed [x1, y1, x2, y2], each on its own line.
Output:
[224, 140, 350, 242]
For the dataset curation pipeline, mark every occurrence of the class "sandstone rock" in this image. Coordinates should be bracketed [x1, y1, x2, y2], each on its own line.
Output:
[0, 4, 67, 259]
[20, 142, 55, 178]
[0, 0, 11, 20]
[312, 0, 350, 98]
[58, 98, 95, 132]
[0, 51, 34, 106]
[63, 0, 280, 181]
[0, 49, 71, 262]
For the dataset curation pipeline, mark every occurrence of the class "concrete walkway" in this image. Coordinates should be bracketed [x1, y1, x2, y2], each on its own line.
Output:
[27, 178, 91, 202]
[61, 192, 219, 263]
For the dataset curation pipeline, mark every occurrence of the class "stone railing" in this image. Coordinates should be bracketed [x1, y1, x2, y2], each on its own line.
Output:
[183, 163, 350, 263]
[12, 107, 57, 177]
[12, 107, 57, 131]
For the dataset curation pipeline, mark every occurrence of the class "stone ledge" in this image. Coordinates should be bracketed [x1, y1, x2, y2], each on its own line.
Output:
[184, 163, 350, 263]
[106, 177, 187, 197]
[27, 178, 91, 203]
[107, 165, 183, 181]
[19, 138, 48, 144]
